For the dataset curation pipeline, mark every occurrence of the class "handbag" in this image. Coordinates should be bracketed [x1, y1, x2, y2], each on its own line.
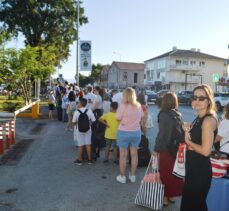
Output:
[135, 155, 164, 210]
[210, 150, 229, 178]
[172, 143, 186, 178]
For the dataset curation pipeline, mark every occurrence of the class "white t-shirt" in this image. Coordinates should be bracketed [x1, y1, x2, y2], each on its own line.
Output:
[61, 94, 68, 109]
[112, 92, 123, 106]
[103, 100, 111, 114]
[218, 119, 229, 153]
[85, 92, 96, 109]
[93, 95, 103, 109]
[72, 107, 96, 132]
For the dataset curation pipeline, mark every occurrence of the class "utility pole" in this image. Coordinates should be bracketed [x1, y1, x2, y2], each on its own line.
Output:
[76, 0, 80, 85]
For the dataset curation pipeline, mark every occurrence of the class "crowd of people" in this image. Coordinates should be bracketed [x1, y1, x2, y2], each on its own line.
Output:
[47, 80, 229, 211]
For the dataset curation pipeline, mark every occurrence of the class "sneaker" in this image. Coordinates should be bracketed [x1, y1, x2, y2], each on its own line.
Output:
[128, 173, 136, 183]
[87, 160, 93, 165]
[116, 175, 126, 184]
[103, 160, 109, 163]
[74, 160, 82, 165]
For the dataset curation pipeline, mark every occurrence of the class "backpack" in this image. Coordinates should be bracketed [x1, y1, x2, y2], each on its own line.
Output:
[77, 109, 90, 132]
[138, 135, 151, 167]
[129, 135, 151, 167]
[158, 109, 184, 157]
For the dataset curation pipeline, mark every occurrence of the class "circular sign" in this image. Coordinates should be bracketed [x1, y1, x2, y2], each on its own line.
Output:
[81, 42, 91, 51]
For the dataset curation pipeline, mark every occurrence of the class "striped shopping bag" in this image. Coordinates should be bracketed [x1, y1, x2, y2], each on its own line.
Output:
[211, 157, 229, 178]
[135, 155, 164, 210]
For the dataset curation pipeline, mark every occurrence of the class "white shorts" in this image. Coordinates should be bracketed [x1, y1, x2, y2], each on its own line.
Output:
[74, 129, 92, 146]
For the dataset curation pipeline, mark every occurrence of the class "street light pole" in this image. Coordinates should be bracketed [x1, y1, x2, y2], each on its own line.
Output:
[76, 0, 80, 85]
[185, 73, 202, 90]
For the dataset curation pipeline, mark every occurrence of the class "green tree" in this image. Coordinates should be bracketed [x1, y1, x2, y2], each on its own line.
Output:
[0, 45, 56, 104]
[0, 0, 88, 66]
[79, 73, 91, 87]
[89, 63, 104, 84]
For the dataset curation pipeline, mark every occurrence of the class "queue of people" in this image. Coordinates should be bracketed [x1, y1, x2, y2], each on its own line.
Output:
[47, 81, 229, 211]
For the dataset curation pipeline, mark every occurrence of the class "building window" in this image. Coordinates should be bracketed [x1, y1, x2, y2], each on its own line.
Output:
[183, 60, 188, 65]
[123, 72, 128, 81]
[146, 70, 150, 80]
[190, 60, 196, 65]
[176, 60, 182, 65]
[157, 71, 160, 79]
[158, 59, 166, 69]
[199, 61, 205, 67]
[134, 73, 138, 83]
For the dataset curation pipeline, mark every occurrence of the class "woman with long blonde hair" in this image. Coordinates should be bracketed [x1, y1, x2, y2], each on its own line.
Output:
[116, 87, 144, 184]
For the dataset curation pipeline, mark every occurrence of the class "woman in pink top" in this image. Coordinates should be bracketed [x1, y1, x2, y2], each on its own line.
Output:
[116, 87, 144, 184]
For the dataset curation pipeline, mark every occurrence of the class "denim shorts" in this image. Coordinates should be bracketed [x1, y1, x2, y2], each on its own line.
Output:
[117, 130, 141, 149]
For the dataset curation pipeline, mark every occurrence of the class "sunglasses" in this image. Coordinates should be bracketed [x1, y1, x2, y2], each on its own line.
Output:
[191, 95, 209, 101]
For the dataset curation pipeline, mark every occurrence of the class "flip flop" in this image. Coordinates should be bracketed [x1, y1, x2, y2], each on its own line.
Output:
[168, 198, 176, 203]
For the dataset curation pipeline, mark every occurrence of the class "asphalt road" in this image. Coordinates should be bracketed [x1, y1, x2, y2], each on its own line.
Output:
[0, 104, 207, 211]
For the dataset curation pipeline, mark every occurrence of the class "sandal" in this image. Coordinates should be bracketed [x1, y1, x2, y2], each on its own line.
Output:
[168, 198, 176, 203]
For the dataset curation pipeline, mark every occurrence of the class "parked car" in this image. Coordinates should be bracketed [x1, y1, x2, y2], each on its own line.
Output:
[177, 90, 193, 105]
[145, 90, 157, 103]
[214, 92, 229, 111]
[155, 89, 170, 106]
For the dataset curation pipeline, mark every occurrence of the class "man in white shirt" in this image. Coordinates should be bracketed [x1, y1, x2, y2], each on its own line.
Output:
[112, 89, 123, 106]
[85, 85, 96, 110]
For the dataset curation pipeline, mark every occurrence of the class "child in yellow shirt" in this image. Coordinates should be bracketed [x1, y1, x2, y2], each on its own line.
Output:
[99, 102, 119, 164]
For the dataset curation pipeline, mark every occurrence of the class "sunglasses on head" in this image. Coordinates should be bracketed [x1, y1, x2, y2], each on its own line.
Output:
[191, 95, 209, 101]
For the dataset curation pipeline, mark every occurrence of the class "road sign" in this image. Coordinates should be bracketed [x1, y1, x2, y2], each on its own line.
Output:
[80, 40, 92, 71]
[213, 73, 219, 83]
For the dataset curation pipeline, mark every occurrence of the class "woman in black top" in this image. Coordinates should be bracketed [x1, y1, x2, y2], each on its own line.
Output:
[180, 84, 218, 211]
[154, 92, 184, 206]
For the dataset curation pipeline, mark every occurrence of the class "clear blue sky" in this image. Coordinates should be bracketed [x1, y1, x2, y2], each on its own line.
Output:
[7, 0, 229, 80]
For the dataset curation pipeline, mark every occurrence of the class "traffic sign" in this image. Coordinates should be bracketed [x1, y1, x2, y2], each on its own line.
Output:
[213, 73, 219, 83]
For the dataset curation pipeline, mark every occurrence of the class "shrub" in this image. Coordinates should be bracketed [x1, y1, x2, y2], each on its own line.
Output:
[2, 102, 23, 112]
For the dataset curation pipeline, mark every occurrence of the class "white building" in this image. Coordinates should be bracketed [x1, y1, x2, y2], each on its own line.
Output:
[107, 61, 145, 89]
[144, 47, 227, 92]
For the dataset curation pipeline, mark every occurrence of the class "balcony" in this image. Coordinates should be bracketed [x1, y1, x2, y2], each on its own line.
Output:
[166, 74, 201, 84]
[169, 64, 201, 72]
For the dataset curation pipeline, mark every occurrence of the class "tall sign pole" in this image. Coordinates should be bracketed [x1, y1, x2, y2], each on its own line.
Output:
[76, 0, 80, 85]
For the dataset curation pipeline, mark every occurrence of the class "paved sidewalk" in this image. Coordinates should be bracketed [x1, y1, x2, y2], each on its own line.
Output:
[0, 111, 180, 210]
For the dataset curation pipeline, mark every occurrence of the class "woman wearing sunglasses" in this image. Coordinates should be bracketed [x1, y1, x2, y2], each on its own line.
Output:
[180, 84, 218, 211]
